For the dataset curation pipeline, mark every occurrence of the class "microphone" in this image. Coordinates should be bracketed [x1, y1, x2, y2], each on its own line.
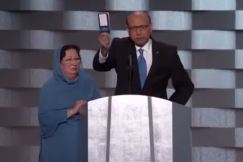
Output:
[128, 54, 132, 69]
[128, 54, 133, 93]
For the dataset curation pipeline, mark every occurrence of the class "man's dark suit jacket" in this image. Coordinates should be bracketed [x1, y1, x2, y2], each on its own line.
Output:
[93, 37, 194, 105]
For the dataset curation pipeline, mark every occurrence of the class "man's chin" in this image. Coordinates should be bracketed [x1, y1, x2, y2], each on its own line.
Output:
[135, 42, 145, 47]
[134, 39, 149, 47]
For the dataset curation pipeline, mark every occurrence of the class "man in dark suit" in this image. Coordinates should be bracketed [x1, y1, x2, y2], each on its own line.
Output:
[93, 11, 194, 105]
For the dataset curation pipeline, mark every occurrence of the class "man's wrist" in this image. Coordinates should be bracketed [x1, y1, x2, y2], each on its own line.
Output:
[101, 47, 109, 56]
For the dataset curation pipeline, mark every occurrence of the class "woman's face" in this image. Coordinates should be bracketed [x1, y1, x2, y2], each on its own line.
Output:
[60, 48, 81, 80]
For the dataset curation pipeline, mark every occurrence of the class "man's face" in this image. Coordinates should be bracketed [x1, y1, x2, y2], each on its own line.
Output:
[127, 13, 152, 47]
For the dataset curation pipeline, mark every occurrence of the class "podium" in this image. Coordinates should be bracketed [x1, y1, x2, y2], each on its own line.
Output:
[88, 95, 191, 162]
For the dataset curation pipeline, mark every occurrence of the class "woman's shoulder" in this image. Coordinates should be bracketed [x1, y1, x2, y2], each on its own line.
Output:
[40, 77, 58, 93]
[78, 70, 96, 84]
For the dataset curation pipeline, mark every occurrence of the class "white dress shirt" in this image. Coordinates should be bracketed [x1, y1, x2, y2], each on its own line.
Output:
[135, 39, 152, 75]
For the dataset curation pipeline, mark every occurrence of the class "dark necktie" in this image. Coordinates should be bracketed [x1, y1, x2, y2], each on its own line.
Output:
[138, 48, 147, 88]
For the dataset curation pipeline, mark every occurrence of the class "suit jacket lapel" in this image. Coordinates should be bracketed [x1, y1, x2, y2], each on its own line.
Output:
[144, 39, 159, 87]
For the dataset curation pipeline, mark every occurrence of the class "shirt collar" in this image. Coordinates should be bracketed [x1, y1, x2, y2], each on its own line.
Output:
[135, 39, 152, 53]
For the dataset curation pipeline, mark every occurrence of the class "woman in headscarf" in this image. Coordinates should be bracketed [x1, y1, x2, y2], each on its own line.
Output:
[38, 44, 100, 162]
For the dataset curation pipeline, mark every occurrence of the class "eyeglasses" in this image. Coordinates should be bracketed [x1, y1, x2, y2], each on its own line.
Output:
[128, 25, 149, 32]
[63, 57, 81, 64]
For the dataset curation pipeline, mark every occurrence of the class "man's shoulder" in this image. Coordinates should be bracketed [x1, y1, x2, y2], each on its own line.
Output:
[112, 37, 131, 44]
[151, 38, 178, 58]
[152, 38, 177, 50]
[111, 37, 133, 50]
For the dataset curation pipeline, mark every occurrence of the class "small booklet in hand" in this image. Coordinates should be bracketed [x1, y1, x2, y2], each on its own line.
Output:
[98, 12, 110, 33]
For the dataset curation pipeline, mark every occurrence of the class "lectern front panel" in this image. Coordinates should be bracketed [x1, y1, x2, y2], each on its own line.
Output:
[88, 95, 191, 162]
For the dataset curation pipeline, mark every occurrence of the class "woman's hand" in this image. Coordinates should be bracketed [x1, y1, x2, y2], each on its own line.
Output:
[67, 100, 87, 118]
